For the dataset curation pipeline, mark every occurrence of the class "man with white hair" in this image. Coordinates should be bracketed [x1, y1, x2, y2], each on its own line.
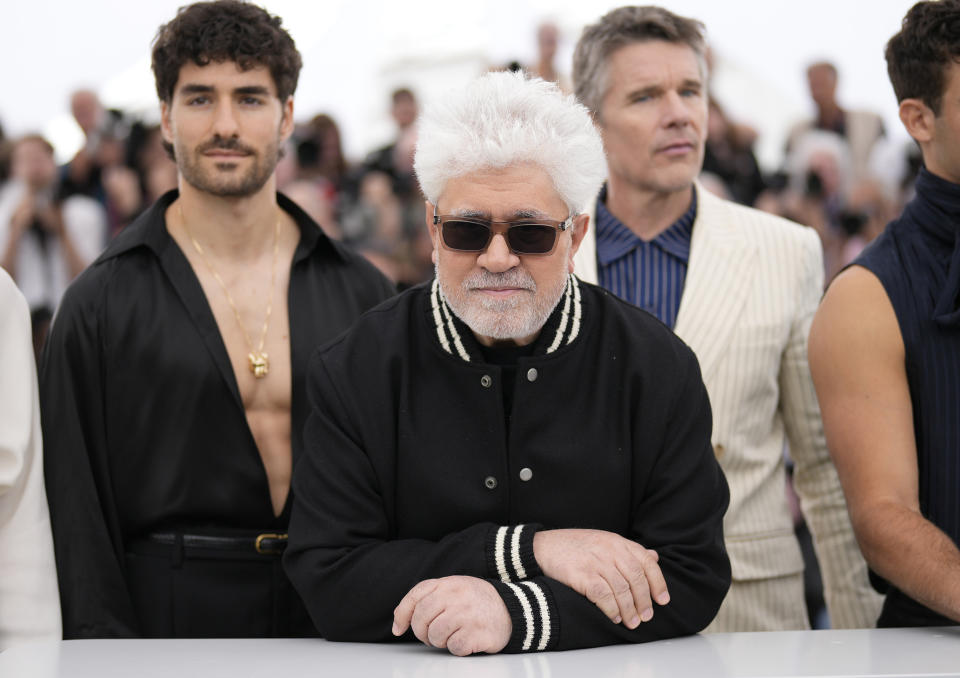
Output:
[284, 71, 730, 655]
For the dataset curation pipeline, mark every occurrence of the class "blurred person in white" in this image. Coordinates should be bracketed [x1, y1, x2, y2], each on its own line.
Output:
[0, 135, 106, 353]
[571, 5, 882, 631]
[787, 62, 885, 186]
[0, 268, 60, 648]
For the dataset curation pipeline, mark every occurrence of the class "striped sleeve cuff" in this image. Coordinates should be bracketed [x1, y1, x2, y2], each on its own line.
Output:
[491, 579, 559, 653]
[486, 524, 542, 583]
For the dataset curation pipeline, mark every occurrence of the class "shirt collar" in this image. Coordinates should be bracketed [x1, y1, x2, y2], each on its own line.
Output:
[595, 185, 697, 266]
[97, 189, 344, 265]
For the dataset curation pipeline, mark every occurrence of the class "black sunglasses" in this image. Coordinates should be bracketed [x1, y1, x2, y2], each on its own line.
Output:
[433, 207, 573, 256]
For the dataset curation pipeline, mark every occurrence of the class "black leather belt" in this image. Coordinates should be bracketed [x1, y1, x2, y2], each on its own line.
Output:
[145, 532, 288, 555]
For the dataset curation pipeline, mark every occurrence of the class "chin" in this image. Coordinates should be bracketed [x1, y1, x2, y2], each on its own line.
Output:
[652, 166, 699, 193]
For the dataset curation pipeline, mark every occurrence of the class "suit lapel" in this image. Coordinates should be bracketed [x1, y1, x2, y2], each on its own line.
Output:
[674, 187, 757, 383]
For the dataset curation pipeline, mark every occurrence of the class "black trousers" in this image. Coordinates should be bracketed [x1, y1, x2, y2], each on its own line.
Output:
[125, 531, 319, 638]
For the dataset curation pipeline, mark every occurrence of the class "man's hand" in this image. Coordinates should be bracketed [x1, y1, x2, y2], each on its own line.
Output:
[393, 576, 512, 656]
[533, 529, 669, 628]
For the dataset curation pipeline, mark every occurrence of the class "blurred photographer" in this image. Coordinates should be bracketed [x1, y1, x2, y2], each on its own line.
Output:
[0, 135, 106, 354]
[61, 89, 143, 234]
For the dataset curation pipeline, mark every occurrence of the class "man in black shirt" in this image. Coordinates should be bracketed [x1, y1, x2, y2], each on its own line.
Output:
[285, 71, 730, 655]
[41, 0, 394, 638]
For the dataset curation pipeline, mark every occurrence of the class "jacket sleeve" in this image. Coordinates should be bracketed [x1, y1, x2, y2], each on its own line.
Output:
[286, 341, 729, 652]
[493, 347, 731, 652]
[39, 276, 140, 638]
[0, 272, 61, 647]
[782, 230, 882, 628]
[284, 353, 543, 643]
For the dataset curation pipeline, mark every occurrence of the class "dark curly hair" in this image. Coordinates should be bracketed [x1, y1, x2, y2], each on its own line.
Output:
[151, 0, 302, 104]
[886, 0, 960, 115]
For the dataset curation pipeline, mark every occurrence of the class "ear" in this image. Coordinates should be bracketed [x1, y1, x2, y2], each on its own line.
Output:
[899, 98, 935, 144]
[567, 213, 590, 273]
[160, 100, 174, 146]
[280, 96, 295, 142]
[425, 200, 440, 264]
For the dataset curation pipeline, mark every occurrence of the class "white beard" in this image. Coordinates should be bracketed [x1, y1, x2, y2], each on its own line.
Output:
[437, 262, 568, 342]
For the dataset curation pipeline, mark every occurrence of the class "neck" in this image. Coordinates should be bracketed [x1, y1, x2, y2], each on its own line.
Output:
[473, 330, 540, 348]
[604, 178, 694, 241]
[174, 177, 280, 260]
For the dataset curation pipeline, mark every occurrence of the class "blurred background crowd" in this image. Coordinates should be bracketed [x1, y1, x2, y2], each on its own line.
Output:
[0, 43, 920, 353]
[0, 0, 921, 357]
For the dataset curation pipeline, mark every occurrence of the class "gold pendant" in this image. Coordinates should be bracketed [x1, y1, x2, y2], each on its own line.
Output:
[248, 352, 269, 378]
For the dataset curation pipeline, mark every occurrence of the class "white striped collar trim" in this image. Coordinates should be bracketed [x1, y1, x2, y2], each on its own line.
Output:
[430, 275, 582, 363]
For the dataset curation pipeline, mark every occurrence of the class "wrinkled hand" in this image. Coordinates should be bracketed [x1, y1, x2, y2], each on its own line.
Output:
[393, 576, 512, 656]
[533, 528, 669, 628]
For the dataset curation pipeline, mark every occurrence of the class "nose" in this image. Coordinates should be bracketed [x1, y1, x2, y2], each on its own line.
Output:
[477, 232, 521, 273]
[211, 101, 240, 138]
[662, 90, 692, 127]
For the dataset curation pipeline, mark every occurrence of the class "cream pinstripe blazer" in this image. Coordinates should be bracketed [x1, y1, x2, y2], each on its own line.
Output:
[574, 185, 882, 630]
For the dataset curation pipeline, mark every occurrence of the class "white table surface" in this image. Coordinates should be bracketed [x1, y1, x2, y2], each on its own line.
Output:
[2, 627, 958, 678]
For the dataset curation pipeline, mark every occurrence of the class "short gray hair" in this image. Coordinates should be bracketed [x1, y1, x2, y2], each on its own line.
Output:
[573, 6, 706, 118]
[414, 70, 606, 215]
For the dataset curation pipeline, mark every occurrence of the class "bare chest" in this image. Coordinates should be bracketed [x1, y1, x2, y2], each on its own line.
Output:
[183, 245, 295, 515]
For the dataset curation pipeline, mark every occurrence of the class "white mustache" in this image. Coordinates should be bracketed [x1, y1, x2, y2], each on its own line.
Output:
[462, 268, 536, 292]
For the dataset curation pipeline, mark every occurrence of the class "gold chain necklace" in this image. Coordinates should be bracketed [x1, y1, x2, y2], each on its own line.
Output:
[179, 203, 280, 379]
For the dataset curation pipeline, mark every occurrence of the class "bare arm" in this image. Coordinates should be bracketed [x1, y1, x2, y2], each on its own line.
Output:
[809, 266, 960, 622]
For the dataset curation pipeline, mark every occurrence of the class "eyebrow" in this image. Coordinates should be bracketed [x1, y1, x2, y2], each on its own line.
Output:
[628, 85, 662, 99]
[450, 208, 551, 220]
[179, 84, 215, 95]
[177, 84, 272, 96]
[234, 85, 271, 96]
[627, 77, 703, 99]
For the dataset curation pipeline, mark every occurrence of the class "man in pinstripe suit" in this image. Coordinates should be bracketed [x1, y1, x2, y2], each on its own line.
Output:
[572, 6, 882, 630]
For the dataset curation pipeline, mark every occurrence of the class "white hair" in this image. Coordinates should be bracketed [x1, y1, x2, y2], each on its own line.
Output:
[414, 70, 607, 215]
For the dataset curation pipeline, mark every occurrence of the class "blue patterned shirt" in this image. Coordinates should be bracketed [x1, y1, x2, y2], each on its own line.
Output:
[595, 186, 697, 329]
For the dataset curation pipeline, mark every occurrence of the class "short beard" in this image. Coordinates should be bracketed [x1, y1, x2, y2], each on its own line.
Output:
[438, 262, 569, 342]
[176, 135, 279, 198]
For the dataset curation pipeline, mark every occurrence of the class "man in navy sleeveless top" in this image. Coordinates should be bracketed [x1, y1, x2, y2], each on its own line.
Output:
[810, 0, 960, 627]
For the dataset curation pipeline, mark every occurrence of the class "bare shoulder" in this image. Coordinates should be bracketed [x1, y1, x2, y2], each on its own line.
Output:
[810, 265, 903, 369]
[810, 265, 917, 510]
